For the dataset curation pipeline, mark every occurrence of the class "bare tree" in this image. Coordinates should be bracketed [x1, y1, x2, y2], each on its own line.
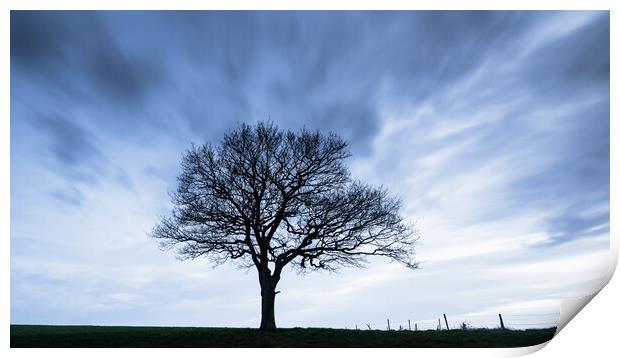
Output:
[151, 122, 419, 331]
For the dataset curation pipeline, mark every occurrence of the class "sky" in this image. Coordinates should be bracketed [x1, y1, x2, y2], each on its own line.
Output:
[10, 11, 610, 329]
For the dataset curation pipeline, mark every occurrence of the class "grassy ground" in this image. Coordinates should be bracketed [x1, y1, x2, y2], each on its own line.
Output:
[10, 325, 556, 348]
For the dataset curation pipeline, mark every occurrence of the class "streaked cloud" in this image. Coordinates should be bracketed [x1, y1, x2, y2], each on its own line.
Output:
[11, 10, 609, 328]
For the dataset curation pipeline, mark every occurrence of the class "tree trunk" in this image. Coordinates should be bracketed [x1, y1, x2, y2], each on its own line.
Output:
[259, 275, 278, 331]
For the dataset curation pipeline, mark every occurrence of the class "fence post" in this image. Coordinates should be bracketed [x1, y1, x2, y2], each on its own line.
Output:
[443, 314, 450, 331]
[415, 323, 418, 331]
[367, 324, 371, 330]
[355, 324, 358, 330]
[437, 318, 441, 330]
[387, 319, 391, 331]
[408, 320, 411, 331]
[499, 314, 505, 330]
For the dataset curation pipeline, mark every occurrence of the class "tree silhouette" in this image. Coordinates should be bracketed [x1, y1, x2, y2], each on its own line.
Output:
[151, 122, 419, 331]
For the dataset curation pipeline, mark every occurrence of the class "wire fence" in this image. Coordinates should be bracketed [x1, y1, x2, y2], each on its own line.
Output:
[346, 312, 560, 331]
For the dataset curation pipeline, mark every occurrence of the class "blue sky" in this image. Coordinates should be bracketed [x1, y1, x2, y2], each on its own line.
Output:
[10, 11, 609, 329]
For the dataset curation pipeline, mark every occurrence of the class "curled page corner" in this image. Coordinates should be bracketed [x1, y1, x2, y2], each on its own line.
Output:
[556, 292, 598, 335]
[555, 244, 618, 336]
[505, 292, 599, 357]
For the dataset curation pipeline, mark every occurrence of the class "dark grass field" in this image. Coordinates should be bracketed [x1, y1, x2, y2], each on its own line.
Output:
[11, 325, 556, 348]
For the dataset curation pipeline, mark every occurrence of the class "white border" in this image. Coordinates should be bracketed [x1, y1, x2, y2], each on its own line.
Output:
[1, 0, 616, 11]
[3, 1, 617, 357]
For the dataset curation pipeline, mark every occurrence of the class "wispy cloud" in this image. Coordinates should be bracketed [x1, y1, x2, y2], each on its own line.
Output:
[11, 10, 609, 328]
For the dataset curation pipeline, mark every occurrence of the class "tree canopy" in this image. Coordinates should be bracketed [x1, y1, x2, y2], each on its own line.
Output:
[151, 122, 419, 330]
